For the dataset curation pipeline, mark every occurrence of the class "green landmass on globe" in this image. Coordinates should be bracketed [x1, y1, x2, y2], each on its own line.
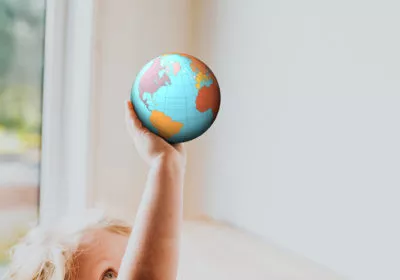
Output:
[131, 53, 221, 144]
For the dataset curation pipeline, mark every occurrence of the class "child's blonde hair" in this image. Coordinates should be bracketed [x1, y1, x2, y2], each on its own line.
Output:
[3, 210, 131, 280]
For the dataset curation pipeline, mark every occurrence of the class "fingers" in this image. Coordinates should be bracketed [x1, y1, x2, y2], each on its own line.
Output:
[173, 143, 185, 154]
[125, 100, 145, 134]
[125, 100, 186, 154]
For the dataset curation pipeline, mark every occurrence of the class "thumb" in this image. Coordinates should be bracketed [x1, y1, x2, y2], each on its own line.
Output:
[125, 100, 145, 134]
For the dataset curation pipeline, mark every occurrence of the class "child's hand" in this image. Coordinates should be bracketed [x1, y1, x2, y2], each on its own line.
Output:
[125, 100, 186, 167]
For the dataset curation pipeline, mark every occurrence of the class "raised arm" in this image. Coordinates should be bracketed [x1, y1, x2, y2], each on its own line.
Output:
[118, 101, 186, 280]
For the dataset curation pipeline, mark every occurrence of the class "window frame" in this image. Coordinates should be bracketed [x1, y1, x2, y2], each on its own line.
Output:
[40, 0, 95, 226]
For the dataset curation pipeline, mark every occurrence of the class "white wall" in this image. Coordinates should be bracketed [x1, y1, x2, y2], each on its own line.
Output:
[192, 1, 400, 279]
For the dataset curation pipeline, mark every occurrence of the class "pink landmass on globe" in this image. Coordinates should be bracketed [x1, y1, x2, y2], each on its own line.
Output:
[173, 62, 181, 75]
[139, 57, 171, 109]
[165, 62, 181, 76]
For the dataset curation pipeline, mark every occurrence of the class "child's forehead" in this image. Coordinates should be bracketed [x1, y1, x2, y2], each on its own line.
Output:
[79, 228, 128, 251]
[76, 228, 129, 260]
[80, 228, 121, 246]
[74, 228, 129, 278]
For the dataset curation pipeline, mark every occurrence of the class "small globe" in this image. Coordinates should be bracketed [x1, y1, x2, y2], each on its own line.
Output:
[131, 53, 221, 144]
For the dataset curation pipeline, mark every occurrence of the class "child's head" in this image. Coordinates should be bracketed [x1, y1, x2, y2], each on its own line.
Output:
[5, 210, 132, 280]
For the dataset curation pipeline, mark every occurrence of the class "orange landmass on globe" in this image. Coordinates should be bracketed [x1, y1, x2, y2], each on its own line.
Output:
[195, 78, 220, 118]
[180, 54, 212, 88]
[149, 110, 184, 139]
[195, 71, 212, 89]
[189, 59, 208, 74]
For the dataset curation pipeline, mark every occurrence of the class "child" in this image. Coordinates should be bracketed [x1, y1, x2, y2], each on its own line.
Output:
[4, 100, 187, 280]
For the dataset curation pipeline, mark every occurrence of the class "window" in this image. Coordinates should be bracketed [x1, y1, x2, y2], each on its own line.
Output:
[0, 0, 45, 271]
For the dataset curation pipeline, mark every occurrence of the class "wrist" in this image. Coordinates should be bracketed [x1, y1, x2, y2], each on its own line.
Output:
[152, 152, 186, 175]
